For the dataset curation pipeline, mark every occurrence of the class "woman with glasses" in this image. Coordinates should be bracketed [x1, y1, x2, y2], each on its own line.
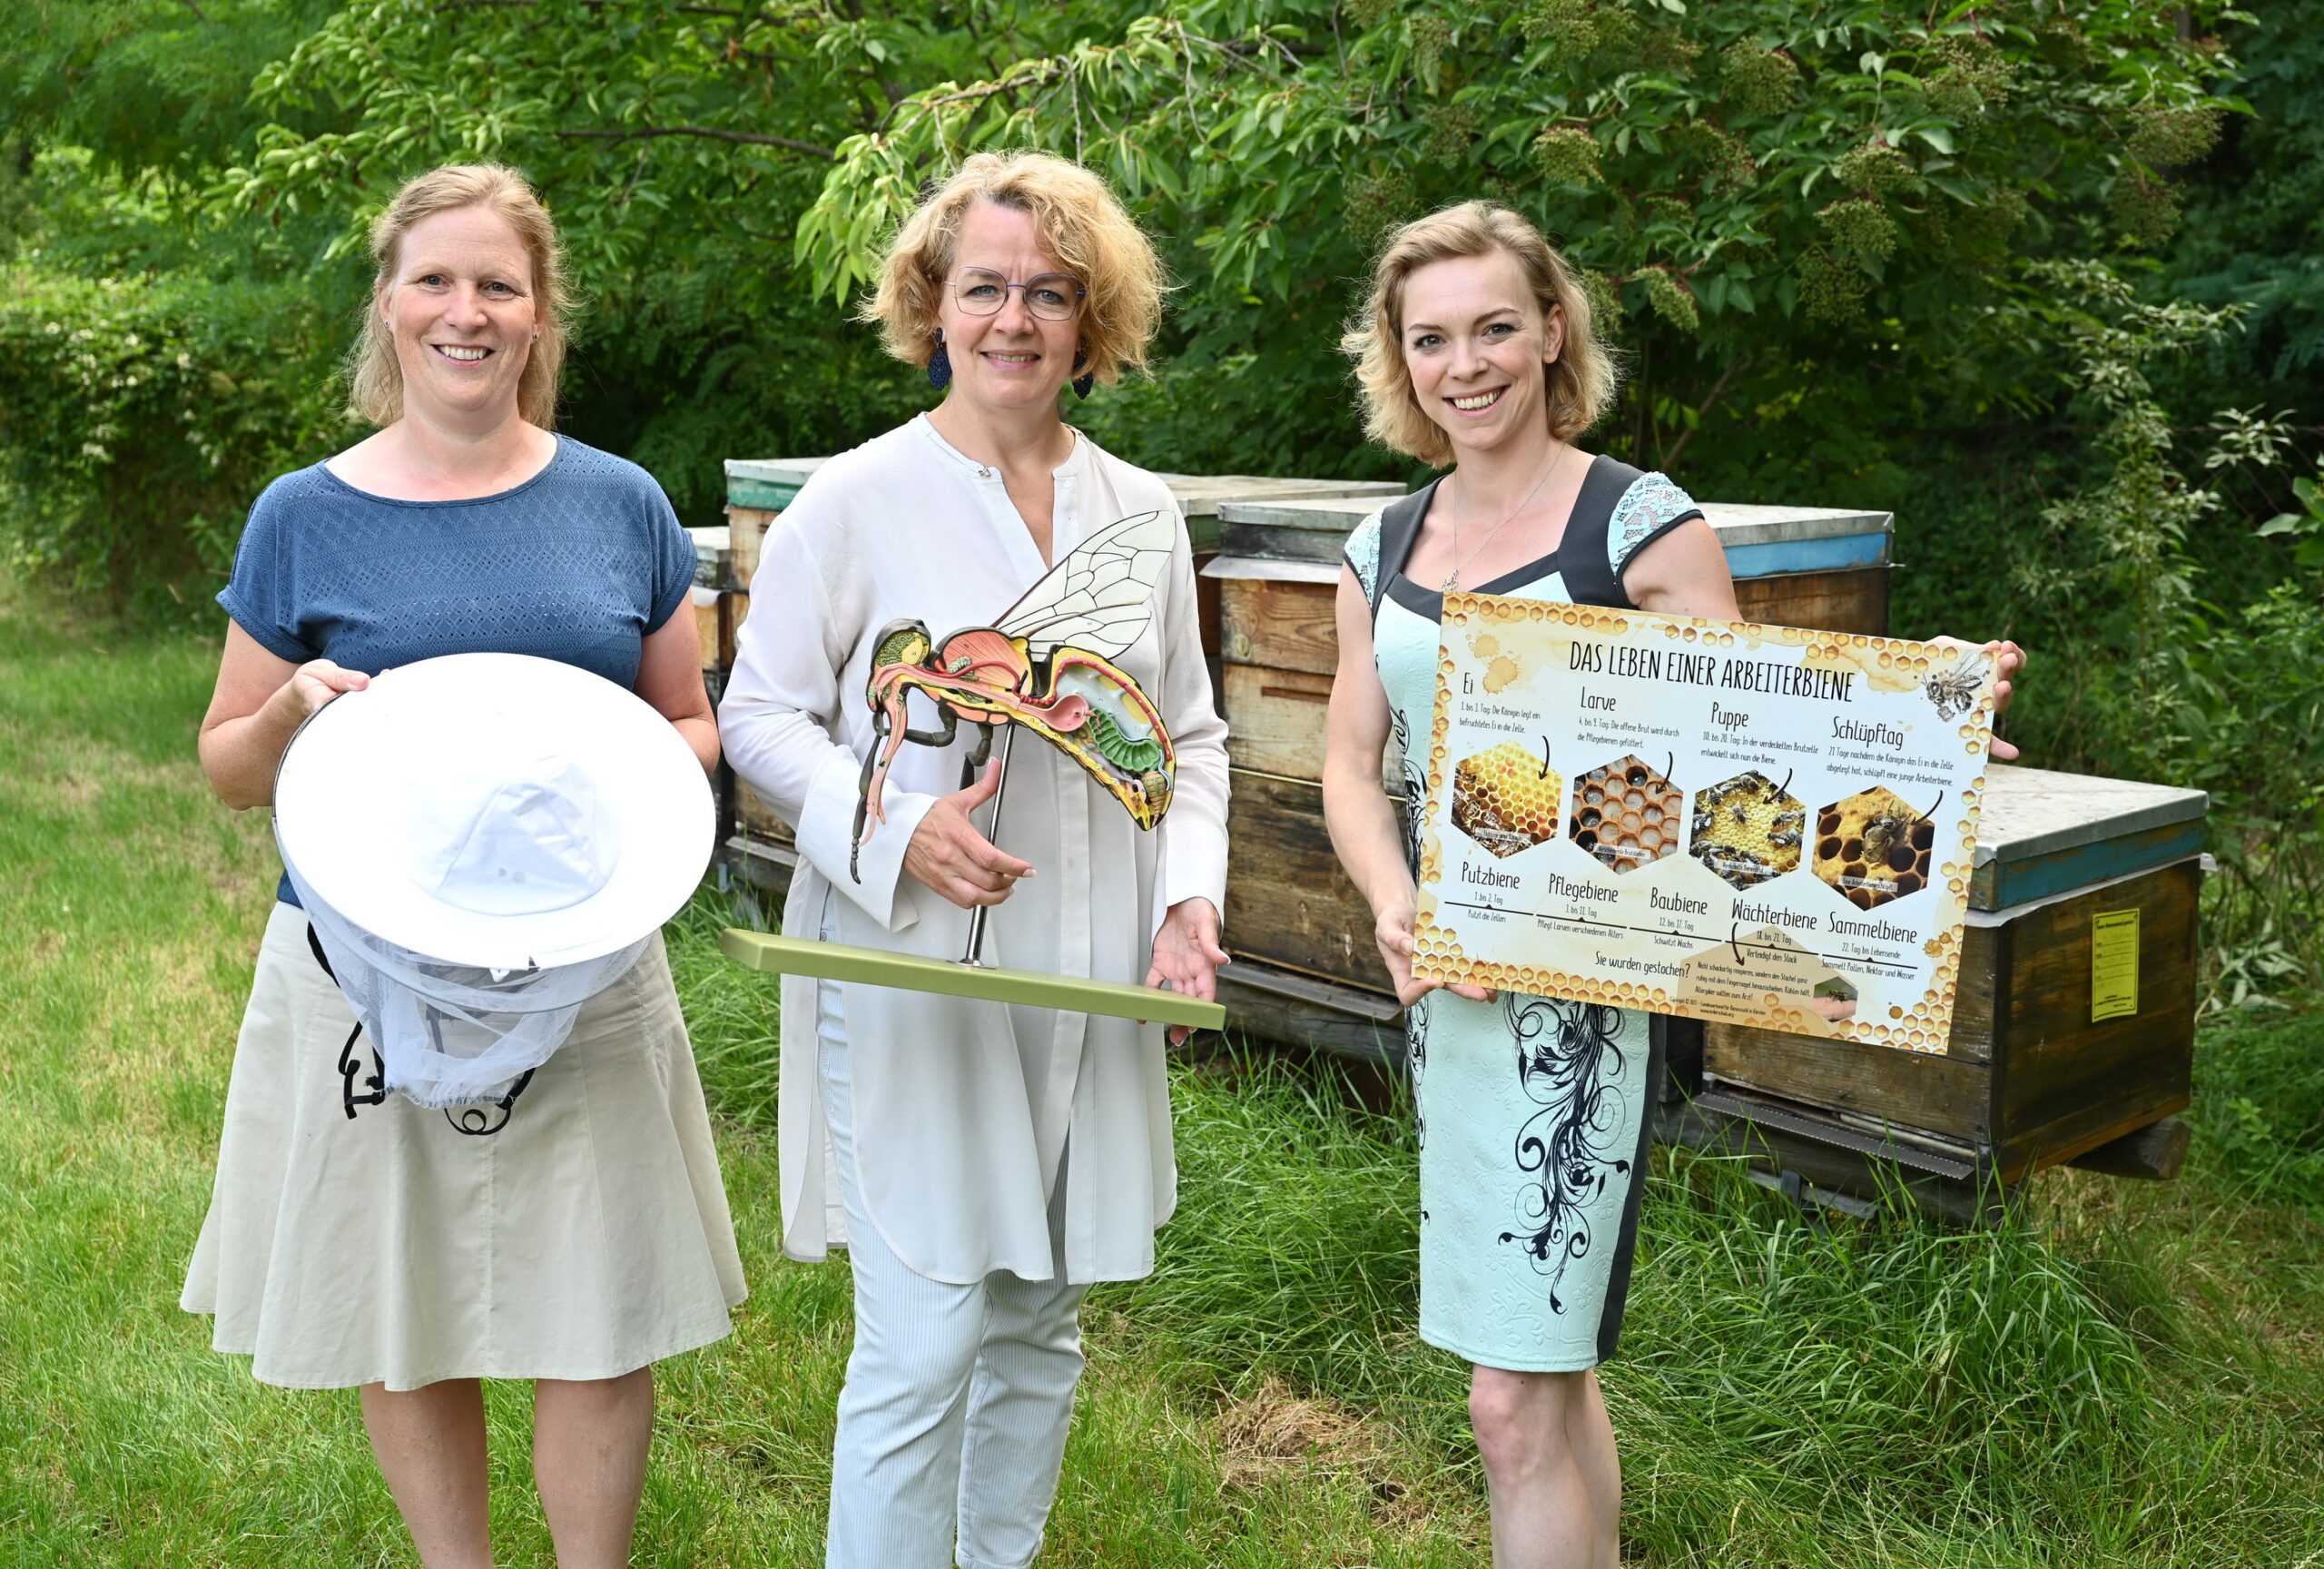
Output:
[718, 152, 1228, 1569]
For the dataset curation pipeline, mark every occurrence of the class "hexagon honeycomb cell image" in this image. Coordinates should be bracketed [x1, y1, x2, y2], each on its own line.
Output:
[1451, 740, 1562, 859]
[1569, 755, 1681, 873]
[1813, 785, 1937, 908]
[1689, 769, 1806, 890]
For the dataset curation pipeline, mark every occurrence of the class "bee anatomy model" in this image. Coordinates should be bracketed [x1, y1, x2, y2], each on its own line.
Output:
[851, 509, 1180, 883]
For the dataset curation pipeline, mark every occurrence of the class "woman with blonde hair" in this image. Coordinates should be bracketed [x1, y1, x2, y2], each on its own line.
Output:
[1323, 202, 2014, 1567]
[184, 163, 743, 1568]
[719, 150, 1228, 1569]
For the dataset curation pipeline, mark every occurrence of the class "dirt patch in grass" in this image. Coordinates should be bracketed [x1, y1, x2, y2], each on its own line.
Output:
[1212, 1372, 1474, 1540]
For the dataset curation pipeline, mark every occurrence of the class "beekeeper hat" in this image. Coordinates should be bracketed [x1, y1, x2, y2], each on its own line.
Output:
[273, 651, 714, 972]
[271, 653, 714, 1110]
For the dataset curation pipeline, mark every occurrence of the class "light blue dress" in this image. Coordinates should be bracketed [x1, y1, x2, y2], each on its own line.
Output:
[1346, 457, 1700, 1371]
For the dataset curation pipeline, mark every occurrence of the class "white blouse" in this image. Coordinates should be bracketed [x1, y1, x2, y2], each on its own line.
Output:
[718, 415, 1229, 1285]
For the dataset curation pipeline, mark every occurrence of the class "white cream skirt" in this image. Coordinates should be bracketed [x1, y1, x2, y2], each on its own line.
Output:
[182, 903, 748, 1391]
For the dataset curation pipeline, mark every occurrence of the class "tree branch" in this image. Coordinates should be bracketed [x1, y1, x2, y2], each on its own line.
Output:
[556, 125, 835, 158]
[1660, 352, 1755, 469]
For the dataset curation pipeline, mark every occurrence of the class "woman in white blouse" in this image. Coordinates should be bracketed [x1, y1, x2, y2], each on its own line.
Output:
[718, 152, 1229, 1569]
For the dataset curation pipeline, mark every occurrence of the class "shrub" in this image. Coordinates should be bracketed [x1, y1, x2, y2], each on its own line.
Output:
[0, 264, 351, 618]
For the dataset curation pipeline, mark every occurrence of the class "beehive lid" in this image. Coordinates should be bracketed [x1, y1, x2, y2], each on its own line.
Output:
[1212, 495, 1893, 576]
[1198, 555, 1344, 585]
[1969, 764, 2208, 911]
[1215, 496, 1402, 562]
[1700, 503, 1891, 576]
[1158, 476, 1405, 551]
[725, 457, 831, 510]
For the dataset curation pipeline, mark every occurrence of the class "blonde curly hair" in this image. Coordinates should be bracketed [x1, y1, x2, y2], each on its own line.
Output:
[863, 151, 1163, 388]
[347, 163, 572, 429]
[1344, 202, 1617, 467]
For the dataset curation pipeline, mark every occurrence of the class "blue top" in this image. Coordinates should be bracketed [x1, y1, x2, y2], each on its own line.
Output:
[219, 435, 696, 905]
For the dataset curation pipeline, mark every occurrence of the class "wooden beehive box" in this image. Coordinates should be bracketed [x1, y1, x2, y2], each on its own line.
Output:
[686, 525, 734, 673]
[713, 459, 831, 877]
[1206, 495, 1898, 1011]
[1699, 765, 2208, 1186]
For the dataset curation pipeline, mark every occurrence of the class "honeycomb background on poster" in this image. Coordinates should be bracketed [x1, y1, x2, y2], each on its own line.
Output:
[1451, 739, 1562, 859]
[1689, 769, 1806, 890]
[1813, 785, 1937, 908]
[1569, 755, 1681, 873]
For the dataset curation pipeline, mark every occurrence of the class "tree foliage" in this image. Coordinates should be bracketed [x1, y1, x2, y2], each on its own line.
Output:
[214, 0, 2246, 485]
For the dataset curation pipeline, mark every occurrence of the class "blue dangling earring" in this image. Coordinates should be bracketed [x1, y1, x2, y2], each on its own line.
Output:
[927, 330, 952, 392]
[1071, 342, 1094, 400]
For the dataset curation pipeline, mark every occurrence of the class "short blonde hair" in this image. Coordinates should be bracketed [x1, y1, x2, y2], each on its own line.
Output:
[1344, 202, 1618, 467]
[862, 151, 1163, 387]
[348, 163, 572, 429]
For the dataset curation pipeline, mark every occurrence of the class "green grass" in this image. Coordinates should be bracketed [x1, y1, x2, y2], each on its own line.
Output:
[2, 591, 2320, 1565]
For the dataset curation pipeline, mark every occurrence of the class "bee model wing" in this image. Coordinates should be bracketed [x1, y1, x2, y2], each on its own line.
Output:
[994, 510, 1177, 663]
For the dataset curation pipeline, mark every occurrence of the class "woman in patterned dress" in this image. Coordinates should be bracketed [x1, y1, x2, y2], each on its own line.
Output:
[1323, 200, 1730, 1569]
[1322, 202, 2022, 1568]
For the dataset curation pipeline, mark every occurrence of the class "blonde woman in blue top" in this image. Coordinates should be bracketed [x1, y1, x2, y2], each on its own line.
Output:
[1323, 202, 2023, 1568]
[186, 164, 743, 1569]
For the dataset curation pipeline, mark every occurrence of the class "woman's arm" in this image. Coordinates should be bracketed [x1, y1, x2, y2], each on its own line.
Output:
[718, 508, 962, 929]
[635, 604, 720, 773]
[197, 623, 370, 810]
[1321, 568, 1491, 1008]
[1622, 518, 1743, 621]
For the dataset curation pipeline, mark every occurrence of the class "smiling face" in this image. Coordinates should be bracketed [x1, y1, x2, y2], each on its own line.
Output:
[1399, 248, 1567, 460]
[379, 204, 539, 428]
[935, 199, 1085, 416]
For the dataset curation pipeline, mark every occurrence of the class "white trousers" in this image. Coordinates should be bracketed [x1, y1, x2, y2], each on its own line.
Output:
[819, 972, 1088, 1569]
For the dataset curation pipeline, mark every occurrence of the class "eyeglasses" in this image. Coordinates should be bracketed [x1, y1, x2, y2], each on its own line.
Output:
[950, 268, 1086, 321]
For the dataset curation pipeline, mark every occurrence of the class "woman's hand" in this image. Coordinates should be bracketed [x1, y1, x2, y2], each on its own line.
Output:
[903, 761, 1036, 909]
[1933, 636, 2028, 761]
[200, 628, 374, 810]
[1374, 893, 1496, 1010]
[1145, 897, 1229, 1046]
[270, 659, 371, 725]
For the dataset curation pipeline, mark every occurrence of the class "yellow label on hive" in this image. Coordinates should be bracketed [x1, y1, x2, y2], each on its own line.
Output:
[2091, 908, 2141, 1021]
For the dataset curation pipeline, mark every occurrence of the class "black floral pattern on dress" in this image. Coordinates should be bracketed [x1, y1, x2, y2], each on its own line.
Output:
[1498, 995, 1632, 1313]
[1391, 706, 1431, 1149]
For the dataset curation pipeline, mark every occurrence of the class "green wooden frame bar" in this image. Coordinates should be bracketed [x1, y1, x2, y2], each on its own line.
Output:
[721, 930, 1227, 1030]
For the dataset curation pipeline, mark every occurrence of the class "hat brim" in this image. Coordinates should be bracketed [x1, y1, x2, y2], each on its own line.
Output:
[274, 653, 715, 970]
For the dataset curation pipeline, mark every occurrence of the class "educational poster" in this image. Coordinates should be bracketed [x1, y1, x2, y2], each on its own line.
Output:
[1408, 596, 2001, 1051]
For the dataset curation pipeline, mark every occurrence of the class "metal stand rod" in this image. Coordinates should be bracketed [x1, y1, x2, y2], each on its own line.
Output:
[958, 722, 1019, 968]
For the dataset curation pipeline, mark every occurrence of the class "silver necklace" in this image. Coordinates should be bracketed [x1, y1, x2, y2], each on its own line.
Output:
[1441, 442, 1571, 594]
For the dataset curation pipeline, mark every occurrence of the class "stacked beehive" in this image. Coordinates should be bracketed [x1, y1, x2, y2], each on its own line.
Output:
[701, 458, 830, 882]
[705, 457, 2208, 1215]
[1693, 765, 2208, 1219]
